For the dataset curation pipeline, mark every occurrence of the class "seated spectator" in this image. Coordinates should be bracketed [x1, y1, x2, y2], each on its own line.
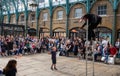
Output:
[93, 43, 103, 61]
[3, 59, 17, 76]
[102, 45, 110, 63]
[107, 44, 117, 64]
[103, 44, 117, 64]
[109, 44, 117, 57]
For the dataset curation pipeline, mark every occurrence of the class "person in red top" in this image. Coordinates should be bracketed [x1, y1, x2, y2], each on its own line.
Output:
[109, 44, 117, 56]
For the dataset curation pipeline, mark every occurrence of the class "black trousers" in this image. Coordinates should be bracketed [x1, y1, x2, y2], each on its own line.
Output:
[88, 28, 95, 41]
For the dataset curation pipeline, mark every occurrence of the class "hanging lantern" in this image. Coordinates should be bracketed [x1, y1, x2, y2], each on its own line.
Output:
[72, 29, 77, 33]
[29, 0, 38, 11]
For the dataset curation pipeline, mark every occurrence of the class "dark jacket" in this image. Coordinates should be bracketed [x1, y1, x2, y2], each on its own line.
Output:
[3, 68, 17, 76]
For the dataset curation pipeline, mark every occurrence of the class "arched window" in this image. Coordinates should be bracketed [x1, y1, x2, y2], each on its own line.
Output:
[70, 27, 86, 38]
[53, 28, 66, 37]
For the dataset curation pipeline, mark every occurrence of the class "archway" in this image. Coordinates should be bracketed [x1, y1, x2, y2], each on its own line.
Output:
[39, 27, 50, 38]
[53, 28, 66, 37]
[95, 27, 112, 43]
[70, 27, 86, 38]
[28, 28, 36, 36]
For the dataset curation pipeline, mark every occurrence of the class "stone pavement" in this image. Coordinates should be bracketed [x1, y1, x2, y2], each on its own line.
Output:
[0, 54, 120, 76]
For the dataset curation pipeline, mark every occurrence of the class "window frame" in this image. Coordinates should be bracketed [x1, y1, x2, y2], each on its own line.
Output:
[97, 5, 107, 16]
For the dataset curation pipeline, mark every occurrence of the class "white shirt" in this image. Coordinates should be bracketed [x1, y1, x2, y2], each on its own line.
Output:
[102, 39, 108, 47]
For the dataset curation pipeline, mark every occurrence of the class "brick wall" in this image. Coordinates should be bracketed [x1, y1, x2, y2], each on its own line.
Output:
[52, 6, 66, 30]
[91, 0, 113, 29]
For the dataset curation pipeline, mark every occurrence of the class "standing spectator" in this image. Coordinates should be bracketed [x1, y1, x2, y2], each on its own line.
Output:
[7, 39, 14, 56]
[73, 40, 79, 56]
[78, 38, 85, 59]
[3, 59, 17, 76]
[1, 41, 8, 56]
[115, 38, 120, 52]
[102, 37, 109, 48]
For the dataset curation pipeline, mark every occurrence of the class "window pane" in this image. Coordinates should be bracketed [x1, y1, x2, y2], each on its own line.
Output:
[74, 8, 82, 18]
[43, 13, 48, 21]
[57, 11, 63, 19]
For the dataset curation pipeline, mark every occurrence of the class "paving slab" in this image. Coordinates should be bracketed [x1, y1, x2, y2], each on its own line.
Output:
[0, 54, 120, 76]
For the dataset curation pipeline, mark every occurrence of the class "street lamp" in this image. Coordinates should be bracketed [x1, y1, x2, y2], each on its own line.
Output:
[29, 0, 38, 11]
[29, 0, 38, 6]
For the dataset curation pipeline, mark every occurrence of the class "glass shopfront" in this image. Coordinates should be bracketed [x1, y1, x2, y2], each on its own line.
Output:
[95, 27, 112, 43]
[53, 28, 66, 37]
[0, 23, 24, 36]
[39, 28, 50, 38]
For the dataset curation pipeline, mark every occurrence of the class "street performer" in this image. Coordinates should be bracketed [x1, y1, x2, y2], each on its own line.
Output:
[79, 13, 102, 41]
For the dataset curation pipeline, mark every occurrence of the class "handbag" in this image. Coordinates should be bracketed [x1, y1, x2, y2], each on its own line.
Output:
[108, 56, 115, 64]
[101, 56, 105, 61]
[56, 51, 60, 57]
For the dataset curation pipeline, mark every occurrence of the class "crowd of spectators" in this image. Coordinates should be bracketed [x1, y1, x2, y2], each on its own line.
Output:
[0, 35, 120, 64]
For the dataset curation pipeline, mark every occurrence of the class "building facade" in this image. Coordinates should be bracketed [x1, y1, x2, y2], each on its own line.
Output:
[0, 0, 120, 44]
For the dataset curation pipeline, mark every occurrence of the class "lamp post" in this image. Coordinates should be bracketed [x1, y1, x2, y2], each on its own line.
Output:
[29, 0, 38, 37]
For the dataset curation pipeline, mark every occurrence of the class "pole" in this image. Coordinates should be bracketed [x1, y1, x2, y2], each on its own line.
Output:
[0, 8, 1, 35]
[92, 41, 95, 76]
[85, 19, 88, 76]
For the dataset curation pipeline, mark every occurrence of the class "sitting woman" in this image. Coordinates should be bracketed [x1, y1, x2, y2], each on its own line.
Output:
[109, 44, 117, 57]
[3, 59, 17, 76]
[103, 44, 117, 64]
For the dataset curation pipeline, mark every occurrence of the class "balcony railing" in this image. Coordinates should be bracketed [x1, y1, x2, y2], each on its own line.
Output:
[52, 0, 66, 6]
[39, 2, 49, 8]
[69, 0, 84, 3]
